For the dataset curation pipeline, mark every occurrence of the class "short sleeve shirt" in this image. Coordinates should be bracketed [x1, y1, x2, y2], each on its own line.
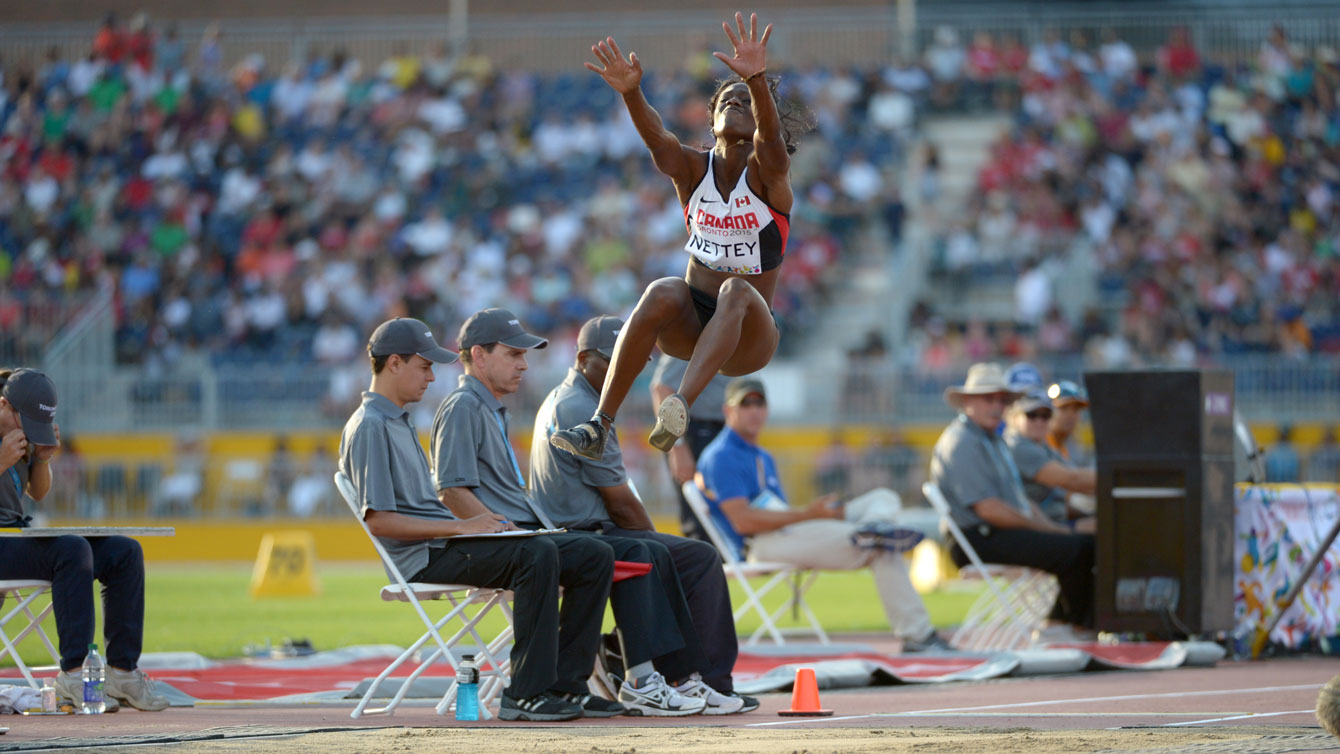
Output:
[929, 414, 1032, 530]
[1005, 429, 1068, 521]
[430, 374, 538, 527]
[338, 391, 456, 579]
[0, 439, 33, 524]
[650, 355, 728, 422]
[696, 427, 786, 558]
[528, 368, 627, 527]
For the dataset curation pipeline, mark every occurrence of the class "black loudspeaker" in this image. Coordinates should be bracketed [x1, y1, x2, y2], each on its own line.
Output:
[1084, 370, 1236, 636]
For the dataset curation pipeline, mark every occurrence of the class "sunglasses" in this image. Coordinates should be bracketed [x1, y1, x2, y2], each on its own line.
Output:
[738, 397, 767, 408]
[1025, 410, 1053, 421]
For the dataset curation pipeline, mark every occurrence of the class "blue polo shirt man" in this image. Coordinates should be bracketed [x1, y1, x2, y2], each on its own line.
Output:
[697, 377, 946, 651]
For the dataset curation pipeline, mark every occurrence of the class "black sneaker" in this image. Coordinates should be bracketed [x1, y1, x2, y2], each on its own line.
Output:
[735, 693, 760, 713]
[558, 691, 627, 718]
[902, 630, 953, 653]
[498, 692, 583, 722]
[550, 421, 607, 461]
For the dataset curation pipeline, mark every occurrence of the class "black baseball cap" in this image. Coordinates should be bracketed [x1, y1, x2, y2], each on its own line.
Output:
[576, 315, 623, 359]
[724, 377, 767, 407]
[2, 369, 58, 446]
[367, 318, 459, 364]
[458, 308, 548, 351]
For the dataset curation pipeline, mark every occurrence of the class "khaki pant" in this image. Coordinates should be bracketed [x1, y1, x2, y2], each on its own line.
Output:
[746, 488, 933, 640]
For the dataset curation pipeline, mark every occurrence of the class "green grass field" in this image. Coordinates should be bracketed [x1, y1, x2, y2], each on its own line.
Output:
[4, 563, 981, 666]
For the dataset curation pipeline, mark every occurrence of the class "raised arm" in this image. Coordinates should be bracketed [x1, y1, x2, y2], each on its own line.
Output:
[715, 13, 791, 189]
[586, 36, 699, 187]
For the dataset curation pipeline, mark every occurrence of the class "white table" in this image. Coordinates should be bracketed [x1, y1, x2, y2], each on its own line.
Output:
[0, 527, 175, 537]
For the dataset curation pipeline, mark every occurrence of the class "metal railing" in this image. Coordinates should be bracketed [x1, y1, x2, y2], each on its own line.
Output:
[40, 353, 1340, 436]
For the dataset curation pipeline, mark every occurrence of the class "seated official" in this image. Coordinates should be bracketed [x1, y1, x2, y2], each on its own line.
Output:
[531, 315, 753, 714]
[697, 377, 950, 653]
[929, 363, 1096, 632]
[431, 309, 708, 717]
[340, 318, 614, 723]
[1003, 390, 1097, 534]
[0, 369, 167, 712]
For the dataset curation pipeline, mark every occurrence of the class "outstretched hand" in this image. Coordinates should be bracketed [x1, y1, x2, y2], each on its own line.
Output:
[713, 12, 771, 80]
[584, 36, 643, 94]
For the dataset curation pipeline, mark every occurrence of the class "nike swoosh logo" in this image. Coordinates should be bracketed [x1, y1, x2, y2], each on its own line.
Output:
[700, 198, 719, 204]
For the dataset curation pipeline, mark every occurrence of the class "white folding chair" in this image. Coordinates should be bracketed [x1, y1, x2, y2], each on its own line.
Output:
[922, 482, 1058, 651]
[682, 481, 830, 646]
[334, 472, 514, 719]
[0, 580, 59, 689]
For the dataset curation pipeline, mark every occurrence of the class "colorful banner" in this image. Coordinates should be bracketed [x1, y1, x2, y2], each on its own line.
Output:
[1235, 484, 1340, 648]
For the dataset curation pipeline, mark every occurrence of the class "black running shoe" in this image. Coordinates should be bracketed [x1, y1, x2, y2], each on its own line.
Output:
[550, 421, 607, 460]
[558, 691, 627, 717]
[735, 693, 760, 713]
[498, 692, 583, 722]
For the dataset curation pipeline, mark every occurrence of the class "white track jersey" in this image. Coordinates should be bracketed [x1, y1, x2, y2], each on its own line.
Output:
[682, 152, 789, 275]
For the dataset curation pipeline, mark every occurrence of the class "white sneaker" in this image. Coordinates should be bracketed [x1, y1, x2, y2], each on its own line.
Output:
[617, 671, 707, 716]
[106, 667, 170, 711]
[673, 675, 746, 715]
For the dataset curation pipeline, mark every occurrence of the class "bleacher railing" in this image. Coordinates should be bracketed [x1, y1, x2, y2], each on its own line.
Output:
[41, 353, 1340, 436]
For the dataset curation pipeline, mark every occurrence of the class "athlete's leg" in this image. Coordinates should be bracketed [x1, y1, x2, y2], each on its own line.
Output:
[594, 277, 702, 424]
[679, 277, 779, 400]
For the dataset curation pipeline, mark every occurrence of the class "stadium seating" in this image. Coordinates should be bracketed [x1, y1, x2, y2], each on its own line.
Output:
[333, 472, 514, 719]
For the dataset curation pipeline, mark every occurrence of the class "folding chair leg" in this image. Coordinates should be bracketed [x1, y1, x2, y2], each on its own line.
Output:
[0, 588, 58, 690]
[734, 570, 791, 645]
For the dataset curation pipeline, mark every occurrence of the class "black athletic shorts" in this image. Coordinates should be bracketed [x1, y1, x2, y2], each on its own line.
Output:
[686, 282, 777, 331]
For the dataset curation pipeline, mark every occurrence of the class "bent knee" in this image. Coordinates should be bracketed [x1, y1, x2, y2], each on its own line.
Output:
[715, 277, 758, 311]
[53, 536, 94, 572]
[635, 278, 691, 318]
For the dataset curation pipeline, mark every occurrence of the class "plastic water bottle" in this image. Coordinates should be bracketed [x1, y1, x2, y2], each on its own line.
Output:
[40, 678, 57, 713]
[455, 654, 479, 721]
[81, 643, 106, 714]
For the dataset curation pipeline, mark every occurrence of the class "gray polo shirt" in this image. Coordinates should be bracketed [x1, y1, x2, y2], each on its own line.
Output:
[338, 391, 456, 579]
[0, 443, 33, 525]
[431, 373, 541, 527]
[651, 355, 728, 422]
[529, 368, 626, 527]
[1004, 429, 1068, 522]
[929, 414, 1033, 531]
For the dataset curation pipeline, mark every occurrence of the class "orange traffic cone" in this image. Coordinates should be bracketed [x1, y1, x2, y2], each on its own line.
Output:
[778, 667, 833, 717]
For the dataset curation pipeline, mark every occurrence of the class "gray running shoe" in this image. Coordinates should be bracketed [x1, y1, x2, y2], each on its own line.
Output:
[648, 393, 688, 452]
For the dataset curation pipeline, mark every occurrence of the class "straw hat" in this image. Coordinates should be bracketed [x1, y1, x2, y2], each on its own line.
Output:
[943, 363, 1023, 410]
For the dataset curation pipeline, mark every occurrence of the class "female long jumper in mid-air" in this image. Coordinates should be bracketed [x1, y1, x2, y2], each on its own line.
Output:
[551, 12, 809, 460]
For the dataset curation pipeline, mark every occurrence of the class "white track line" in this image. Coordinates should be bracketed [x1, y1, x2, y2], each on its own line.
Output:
[1162, 709, 1316, 726]
[748, 683, 1322, 727]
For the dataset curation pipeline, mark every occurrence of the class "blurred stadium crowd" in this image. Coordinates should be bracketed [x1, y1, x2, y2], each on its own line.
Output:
[0, 13, 911, 406]
[5, 16, 1340, 383]
[913, 22, 1340, 369]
